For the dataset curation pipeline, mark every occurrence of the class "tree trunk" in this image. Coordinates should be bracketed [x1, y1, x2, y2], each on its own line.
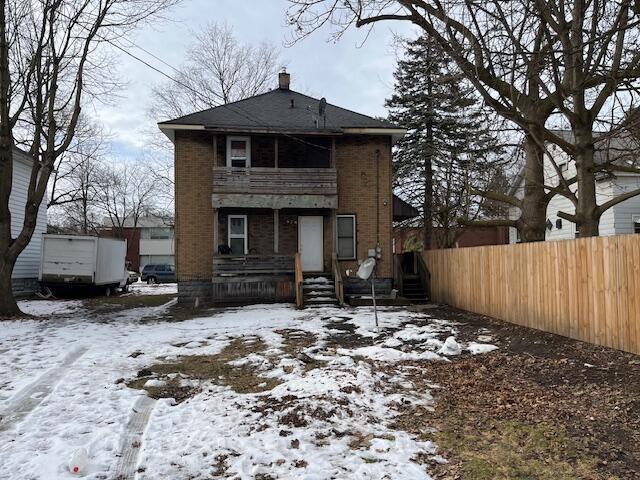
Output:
[0, 0, 19, 317]
[423, 67, 434, 251]
[423, 130, 434, 250]
[574, 127, 599, 237]
[0, 255, 20, 317]
[519, 133, 548, 242]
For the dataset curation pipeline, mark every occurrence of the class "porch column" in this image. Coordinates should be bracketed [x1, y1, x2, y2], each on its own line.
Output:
[331, 209, 337, 254]
[273, 209, 279, 253]
[213, 208, 219, 254]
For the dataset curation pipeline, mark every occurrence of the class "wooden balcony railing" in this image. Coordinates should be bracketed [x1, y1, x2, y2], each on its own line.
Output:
[212, 167, 337, 196]
[213, 254, 295, 277]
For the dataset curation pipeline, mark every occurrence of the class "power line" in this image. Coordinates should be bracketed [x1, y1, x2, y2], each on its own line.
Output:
[107, 36, 331, 151]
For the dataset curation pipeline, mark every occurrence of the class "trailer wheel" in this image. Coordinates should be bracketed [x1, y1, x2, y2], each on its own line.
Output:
[147, 276, 157, 285]
[105, 286, 112, 297]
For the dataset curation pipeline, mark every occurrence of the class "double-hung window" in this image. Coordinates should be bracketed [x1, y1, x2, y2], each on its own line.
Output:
[228, 215, 248, 255]
[227, 136, 251, 168]
[336, 215, 356, 260]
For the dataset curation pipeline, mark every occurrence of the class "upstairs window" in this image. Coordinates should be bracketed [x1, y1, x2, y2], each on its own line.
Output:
[336, 215, 356, 260]
[227, 136, 251, 168]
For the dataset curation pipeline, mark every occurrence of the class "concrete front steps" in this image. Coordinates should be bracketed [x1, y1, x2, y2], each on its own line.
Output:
[302, 274, 339, 307]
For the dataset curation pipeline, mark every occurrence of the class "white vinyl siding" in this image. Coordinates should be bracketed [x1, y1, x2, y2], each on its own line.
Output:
[508, 148, 640, 243]
[10, 149, 47, 279]
[611, 176, 640, 234]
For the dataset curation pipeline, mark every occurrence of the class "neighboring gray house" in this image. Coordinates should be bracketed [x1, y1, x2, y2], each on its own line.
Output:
[10, 147, 47, 294]
[101, 214, 175, 271]
[508, 131, 640, 243]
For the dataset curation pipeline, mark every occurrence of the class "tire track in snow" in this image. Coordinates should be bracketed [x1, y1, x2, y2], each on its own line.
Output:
[113, 395, 156, 480]
[0, 345, 88, 432]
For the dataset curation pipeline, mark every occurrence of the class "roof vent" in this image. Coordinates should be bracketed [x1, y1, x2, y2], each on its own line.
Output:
[279, 71, 290, 90]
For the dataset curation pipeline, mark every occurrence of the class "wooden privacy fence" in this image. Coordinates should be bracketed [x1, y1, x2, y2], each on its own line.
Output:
[424, 235, 640, 354]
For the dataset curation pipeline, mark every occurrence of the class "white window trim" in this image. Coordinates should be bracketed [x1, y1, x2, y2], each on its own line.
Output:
[228, 215, 248, 254]
[336, 214, 356, 260]
[226, 136, 251, 168]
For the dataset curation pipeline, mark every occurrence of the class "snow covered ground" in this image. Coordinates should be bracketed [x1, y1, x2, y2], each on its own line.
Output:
[0, 297, 498, 479]
[127, 281, 178, 296]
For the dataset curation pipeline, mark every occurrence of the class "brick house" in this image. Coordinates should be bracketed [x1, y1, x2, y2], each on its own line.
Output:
[158, 72, 405, 306]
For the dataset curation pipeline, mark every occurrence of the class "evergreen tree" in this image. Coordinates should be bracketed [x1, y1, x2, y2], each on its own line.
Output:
[387, 35, 505, 249]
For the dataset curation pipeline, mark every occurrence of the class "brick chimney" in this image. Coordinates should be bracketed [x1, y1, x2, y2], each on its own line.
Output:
[279, 71, 290, 90]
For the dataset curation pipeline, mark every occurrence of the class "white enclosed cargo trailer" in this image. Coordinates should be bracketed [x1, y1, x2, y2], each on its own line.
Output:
[39, 234, 128, 294]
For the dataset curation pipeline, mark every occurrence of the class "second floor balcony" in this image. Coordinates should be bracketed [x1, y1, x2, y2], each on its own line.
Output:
[212, 166, 338, 209]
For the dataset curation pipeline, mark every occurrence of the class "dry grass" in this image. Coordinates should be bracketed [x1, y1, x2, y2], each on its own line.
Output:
[128, 336, 282, 400]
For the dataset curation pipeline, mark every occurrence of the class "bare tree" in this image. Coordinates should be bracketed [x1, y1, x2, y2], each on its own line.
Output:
[287, 0, 640, 239]
[0, 0, 179, 316]
[150, 22, 283, 122]
[95, 161, 156, 234]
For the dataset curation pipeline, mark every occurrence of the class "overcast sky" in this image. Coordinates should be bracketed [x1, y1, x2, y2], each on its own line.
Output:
[91, 0, 416, 161]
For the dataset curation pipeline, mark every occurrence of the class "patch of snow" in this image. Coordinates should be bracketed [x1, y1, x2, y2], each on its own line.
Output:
[18, 299, 84, 317]
[467, 342, 499, 355]
[144, 378, 166, 388]
[438, 336, 462, 356]
[337, 345, 445, 362]
[127, 282, 177, 296]
[303, 276, 331, 284]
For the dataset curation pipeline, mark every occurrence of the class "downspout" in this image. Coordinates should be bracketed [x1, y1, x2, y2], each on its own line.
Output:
[375, 148, 380, 246]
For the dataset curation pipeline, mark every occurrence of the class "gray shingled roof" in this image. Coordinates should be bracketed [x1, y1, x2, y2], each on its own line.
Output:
[158, 88, 400, 133]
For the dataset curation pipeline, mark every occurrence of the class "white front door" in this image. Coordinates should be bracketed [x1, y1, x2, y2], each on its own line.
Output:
[298, 216, 324, 272]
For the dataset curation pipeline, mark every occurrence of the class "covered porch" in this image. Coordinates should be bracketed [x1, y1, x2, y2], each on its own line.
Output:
[211, 208, 345, 306]
[212, 208, 337, 274]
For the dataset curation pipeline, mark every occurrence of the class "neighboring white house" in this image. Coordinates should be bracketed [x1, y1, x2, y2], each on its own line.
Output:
[508, 132, 640, 243]
[10, 147, 47, 294]
[138, 217, 175, 269]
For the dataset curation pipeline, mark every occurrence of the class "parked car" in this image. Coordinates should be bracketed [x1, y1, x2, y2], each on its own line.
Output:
[141, 264, 176, 284]
[127, 270, 139, 285]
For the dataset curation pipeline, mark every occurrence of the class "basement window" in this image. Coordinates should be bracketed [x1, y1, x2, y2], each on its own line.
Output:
[336, 215, 356, 260]
[227, 136, 251, 168]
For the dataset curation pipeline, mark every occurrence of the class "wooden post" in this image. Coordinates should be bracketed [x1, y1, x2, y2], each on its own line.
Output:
[213, 208, 219, 254]
[330, 137, 336, 168]
[274, 209, 279, 253]
[274, 137, 279, 169]
[331, 209, 337, 254]
[213, 135, 218, 166]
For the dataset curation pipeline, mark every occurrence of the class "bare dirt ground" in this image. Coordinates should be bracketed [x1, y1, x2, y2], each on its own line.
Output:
[403, 306, 640, 480]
